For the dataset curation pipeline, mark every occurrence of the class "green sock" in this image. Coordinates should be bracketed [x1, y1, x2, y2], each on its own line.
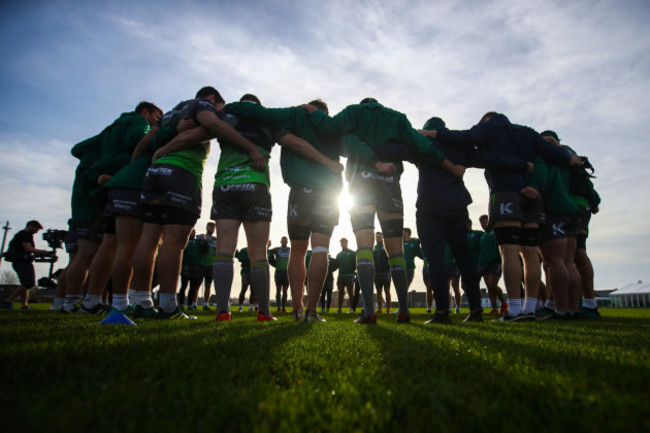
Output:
[356, 248, 375, 318]
[251, 261, 270, 315]
[213, 254, 234, 313]
[389, 255, 409, 314]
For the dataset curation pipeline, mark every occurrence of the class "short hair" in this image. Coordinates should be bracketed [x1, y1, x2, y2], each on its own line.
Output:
[360, 97, 378, 104]
[135, 101, 162, 116]
[541, 130, 560, 141]
[403, 228, 412, 235]
[308, 99, 328, 115]
[479, 214, 488, 220]
[195, 86, 225, 104]
[423, 117, 446, 130]
[480, 111, 498, 123]
[340, 237, 348, 243]
[240, 94, 261, 104]
[375, 231, 383, 235]
[26, 220, 43, 229]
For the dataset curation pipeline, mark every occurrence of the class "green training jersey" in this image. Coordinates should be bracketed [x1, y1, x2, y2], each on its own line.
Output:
[269, 246, 290, 271]
[151, 99, 215, 179]
[467, 230, 483, 261]
[478, 230, 500, 266]
[336, 248, 357, 276]
[403, 238, 424, 270]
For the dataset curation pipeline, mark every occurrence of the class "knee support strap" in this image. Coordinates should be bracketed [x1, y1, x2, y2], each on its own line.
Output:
[520, 227, 539, 247]
[577, 233, 587, 250]
[350, 212, 375, 233]
[380, 218, 404, 238]
[494, 226, 520, 245]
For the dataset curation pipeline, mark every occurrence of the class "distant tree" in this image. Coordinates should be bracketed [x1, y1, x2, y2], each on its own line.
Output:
[1, 270, 18, 284]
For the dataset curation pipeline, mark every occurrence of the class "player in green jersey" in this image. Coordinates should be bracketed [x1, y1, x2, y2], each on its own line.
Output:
[64, 102, 163, 314]
[128, 87, 264, 320]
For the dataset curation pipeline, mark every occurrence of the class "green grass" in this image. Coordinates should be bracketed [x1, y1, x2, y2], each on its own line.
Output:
[1, 306, 649, 433]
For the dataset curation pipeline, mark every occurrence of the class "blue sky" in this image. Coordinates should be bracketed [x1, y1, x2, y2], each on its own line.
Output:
[1, 0, 649, 291]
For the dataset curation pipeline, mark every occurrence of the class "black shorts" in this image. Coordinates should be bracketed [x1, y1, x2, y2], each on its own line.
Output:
[349, 170, 403, 214]
[374, 272, 391, 287]
[211, 183, 272, 222]
[287, 186, 339, 236]
[489, 191, 545, 225]
[142, 204, 199, 226]
[181, 264, 203, 280]
[12, 262, 35, 288]
[478, 263, 502, 276]
[241, 271, 251, 284]
[202, 264, 214, 281]
[274, 269, 289, 286]
[140, 163, 202, 216]
[75, 219, 103, 243]
[105, 188, 143, 218]
[539, 214, 580, 242]
[422, 267, 430, 281]
[337, 274, 355, 287]
[63, 228, 78, 254]
[447, 267, 460, 278]
[578, 205, 592, 234]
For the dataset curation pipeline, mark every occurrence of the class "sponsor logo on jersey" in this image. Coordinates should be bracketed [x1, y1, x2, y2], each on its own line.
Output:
[360, 171, 395, 183]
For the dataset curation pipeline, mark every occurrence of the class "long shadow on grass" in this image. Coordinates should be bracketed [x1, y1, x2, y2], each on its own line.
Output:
[0, 316, 314, 433]
[357, 319, 649, 432]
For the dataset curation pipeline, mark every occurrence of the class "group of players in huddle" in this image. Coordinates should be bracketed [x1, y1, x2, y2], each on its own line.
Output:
[51, 86, 600, 324]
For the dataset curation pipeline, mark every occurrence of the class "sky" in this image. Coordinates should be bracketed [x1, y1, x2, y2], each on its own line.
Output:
[1, 0, 649, 294]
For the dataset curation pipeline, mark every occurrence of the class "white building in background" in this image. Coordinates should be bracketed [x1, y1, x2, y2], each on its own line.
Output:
[609, 281, 650, 308]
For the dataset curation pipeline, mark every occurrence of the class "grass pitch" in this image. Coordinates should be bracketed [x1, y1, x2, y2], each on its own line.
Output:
[1, 306, 648, 433]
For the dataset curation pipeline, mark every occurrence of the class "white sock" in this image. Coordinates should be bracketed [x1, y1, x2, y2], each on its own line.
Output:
[52, 298, 65, 309]
[522, 297, 537, 315]
[159, 293, 177, 313]
[64, 295, 82, 310]
[83, 294, 102, 309]
[136, 291, 154, 309]
[508, 298, 522, 316]
[127, 289, 137, 306]
[583, 298, 597, 309]
[554, 308, 567, 316]
[112, 294, 128, 311]
[545, 300, 556, 310]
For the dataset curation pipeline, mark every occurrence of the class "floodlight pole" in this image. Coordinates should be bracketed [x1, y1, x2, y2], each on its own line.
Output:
[0, 221, 11, 271]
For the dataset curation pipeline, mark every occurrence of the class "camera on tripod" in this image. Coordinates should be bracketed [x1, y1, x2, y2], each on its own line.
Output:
[34, 229, 67, 287]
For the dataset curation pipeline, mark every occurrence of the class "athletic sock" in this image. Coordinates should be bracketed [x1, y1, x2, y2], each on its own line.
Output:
[545, 300, 556, 310]
[157, 293, 176, 313]
[583, 298, 597, 309]
[136, 291, 154, 309]
[491, 301, 498, 310]
[52, 297, 65, 309]
[112, 294, 129, 311]
[251, 261, 270, 315]
[213, 254, 234, 313]
[356, 249, 375, 318]
[389, 254, 409, 315]
[522, 297, 537, 315]
[127, 289, 136, 307]
[64, 295, 82, 311]
[83, 294, 102, 309]
[508, 298, 522, 316]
